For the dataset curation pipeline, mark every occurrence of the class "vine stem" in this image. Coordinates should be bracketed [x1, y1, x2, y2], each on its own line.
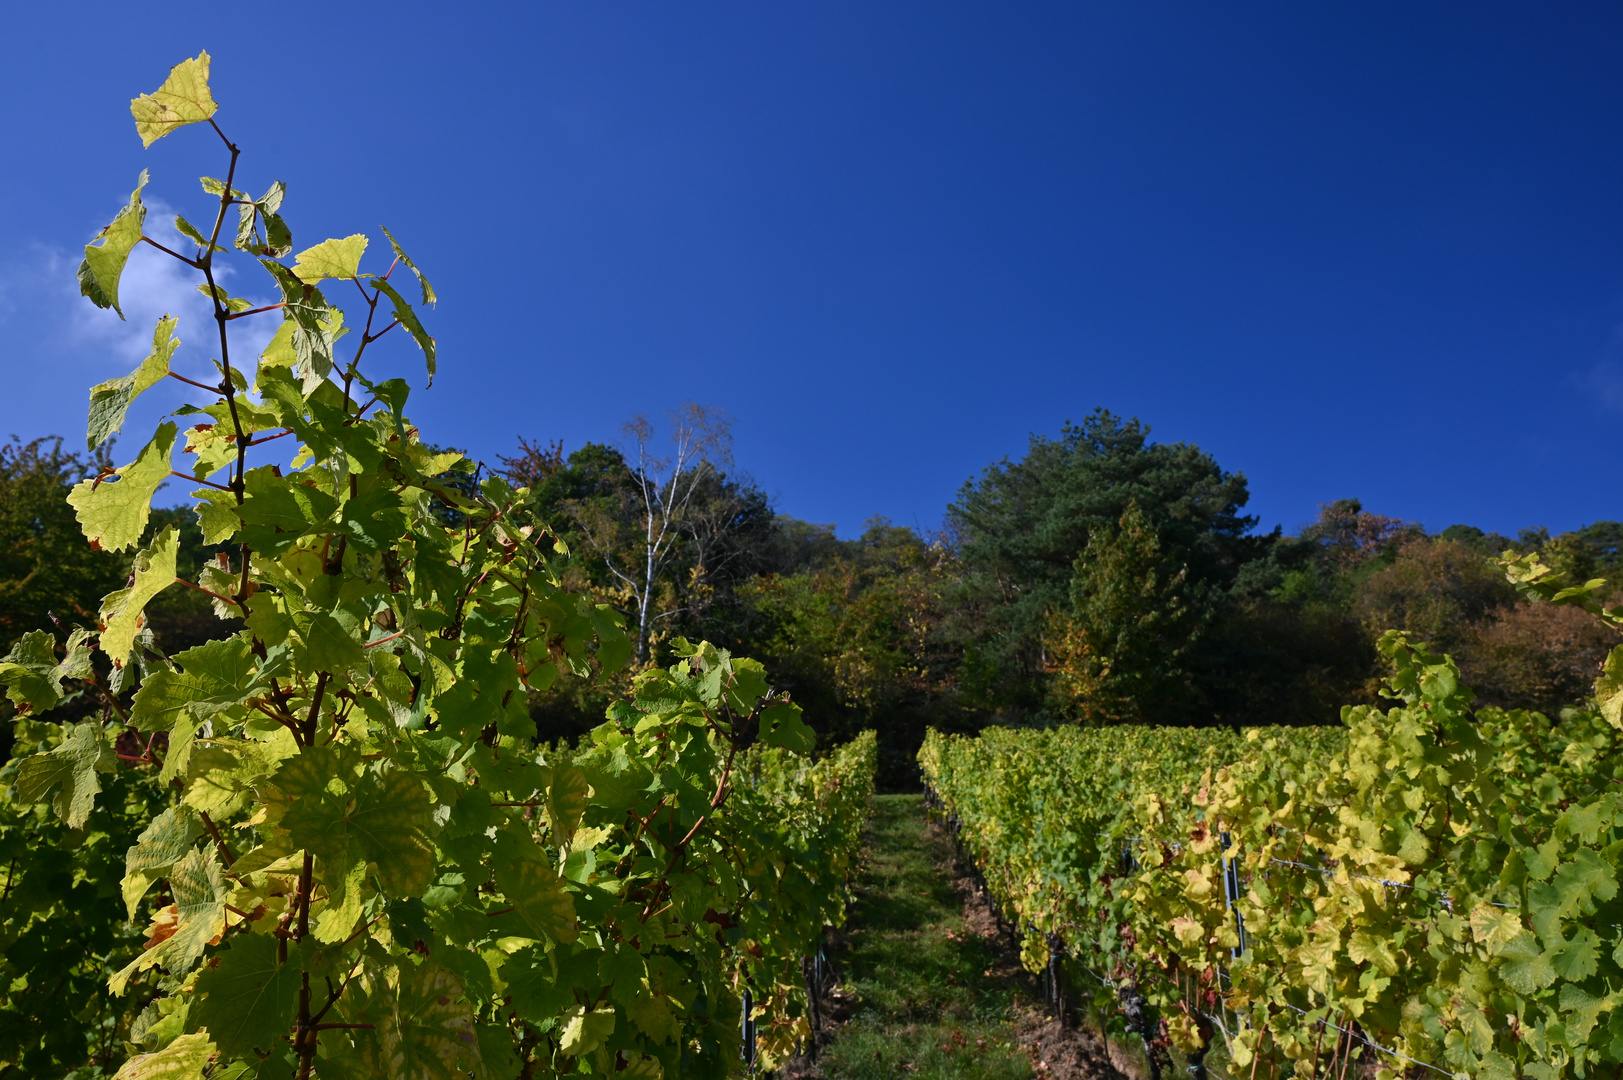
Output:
[199, 811, 236, 866]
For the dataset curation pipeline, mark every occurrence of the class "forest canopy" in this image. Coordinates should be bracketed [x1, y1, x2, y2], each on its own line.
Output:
[7, 405, 1612, 788]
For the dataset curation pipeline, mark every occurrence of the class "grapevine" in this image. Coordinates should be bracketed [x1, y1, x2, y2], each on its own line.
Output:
[922, 629, 1623, 1079]
[0, 53, 876, 1080]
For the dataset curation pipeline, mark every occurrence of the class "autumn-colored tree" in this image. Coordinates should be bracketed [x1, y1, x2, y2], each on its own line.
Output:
[1353, 536, 1517, 657]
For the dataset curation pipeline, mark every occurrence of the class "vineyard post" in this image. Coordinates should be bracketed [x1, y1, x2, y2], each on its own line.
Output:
[1219, 832, 1246, 957]
[741, 983, 757, 1073]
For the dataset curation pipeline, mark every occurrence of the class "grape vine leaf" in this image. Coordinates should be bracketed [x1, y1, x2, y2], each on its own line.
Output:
[110, 847, 229, 993]
[111, 1031, 216, 1079]
[559, 1003, 617, 1058]
[1347, 929, 1399, 976]
[257, 261, 340, 377]
[499, 857, 579, 945]
[313, 858, 368, 944]
[100, 525, 181, 662]
[192, 489, 239, 544]
[625, 989, 681, 1044]
[292, 235, 368, 283]
[349, 770, 438, 896]
[89, 315, 180, 450]
[365, 965, 480, 1080]
[547, 763, 590, 844]
[1597, 645, 1622, 731]
[371, 279, 436, 383]
[0, 629, 68, 713]
[380, 226, 436, 305]
[174, 213, 224, 254]
[68, 422, 178, 553]
[78, 170, 148, 317]
[191, 933, 300, 1057]
[1495, 931, 1558, 994]
[131, 635, 257, 732]
[15, 720, 116, 828]
[124, 805, 205, 917]
[291, 609, 365, 673]
[1547, 926, 1601, 982]
[759, 702, 815, 755]
[130, 52, 218, 147]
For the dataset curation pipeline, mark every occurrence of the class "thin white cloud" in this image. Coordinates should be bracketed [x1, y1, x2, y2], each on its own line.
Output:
[1578, 360, 1623, 413]
[0, 199, 278, 385]
[62, 199, 278, 375]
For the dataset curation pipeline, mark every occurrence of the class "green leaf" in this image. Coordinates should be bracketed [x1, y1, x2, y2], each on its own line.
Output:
[191, 934, 299, 1058]
[240, 471, 337, 531]
[257, 260, 341, 378]
[68, 421, 177, 552]
[174, 214, 224, 253]
[1553, 848, 1618, 912]
[109, 847, 229, 994]
[499, 858, 579, 945]
[112, 1031, 216, 1079]
[371, 278, 436, 384]
[365, 965, 480, 1080]
[350, 770, 437, 897]
[339, 488, 409, 552]
[758, 701, 815, 755]
[291, 609, 365, 674]
[238, 470, 337, 553]
[587, 604, 631, 674]
[547, 763, 590, 844]
[380, 226, 436, 305]
[1497, 930, 1558, 994]
[1548, 926, 1601, 982]
[237, 180, 290, 256]
[559, 1003, 616, 1058]
[0, 629, 65, 713]
[124, 805, 205, 918]
[15, 721, 115, 829]
[88, 315, 180, 450]
[193, 489, 239, 544]
[130, 52, 218, 147]
[313, 858, 368, 944]
[1597, 644, 1622, 731]
[292, 235, 369, 283]
[166, 848, 230, 969]
[99, 525, 180, 662]
[625, 991, 681, 1045]
[1348, 929, 1400, 976]
[78, 170, 148, 317]
[130, 635, 256, 732]
[195, 282, 251, 313]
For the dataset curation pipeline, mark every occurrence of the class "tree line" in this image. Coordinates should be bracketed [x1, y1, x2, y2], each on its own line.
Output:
[3, 407, 1617, 786]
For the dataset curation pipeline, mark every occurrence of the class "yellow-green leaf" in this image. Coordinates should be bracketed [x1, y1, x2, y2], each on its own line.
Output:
[380, 225, 436, 305]
[112, 1031, 216, 1079]
[15, 721, 116, 829]
[546, 763, 590, 845]
[68, 422, 178, 552]
[365, 965, 480, 1080]
[99, 525, 180, 662]
[123, 806, 204, 918]
[559, 1003, 616, 1058]
[88, 315, 179, 450]
[78, 171, 148, 317]
[292, 234, 369, 283]
[130, 52, 218, 148]
[501, 858, 579, 945]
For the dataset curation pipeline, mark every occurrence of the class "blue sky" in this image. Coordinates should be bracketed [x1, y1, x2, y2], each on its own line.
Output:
[3, 3, 1621, 539]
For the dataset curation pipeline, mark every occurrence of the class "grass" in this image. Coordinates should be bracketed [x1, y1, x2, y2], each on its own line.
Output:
[815, 793, 1034, 1080]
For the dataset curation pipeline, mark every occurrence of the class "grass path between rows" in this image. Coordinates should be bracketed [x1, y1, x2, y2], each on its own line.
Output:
[809, 793, 1036, 1080]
